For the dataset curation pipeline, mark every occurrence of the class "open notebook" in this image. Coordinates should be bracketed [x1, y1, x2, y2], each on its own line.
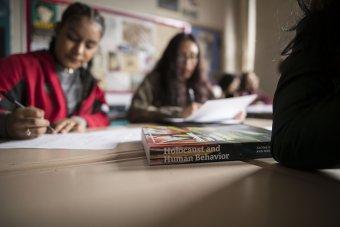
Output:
[166, 94, 257, 124]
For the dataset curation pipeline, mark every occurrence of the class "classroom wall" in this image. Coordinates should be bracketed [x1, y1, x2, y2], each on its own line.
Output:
[9, 0, 298, 97]
[9, 0, 229, 54]
[9, 0, 236, 86]
[78, 0, 227, 30]
[254, 0, 298, 96]
[9, 0, 26, 53]
[222, 0, 242, 75]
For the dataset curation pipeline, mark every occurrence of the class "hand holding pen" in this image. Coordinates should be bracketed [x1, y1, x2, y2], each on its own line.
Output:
[0, 92, 55, 139]
[181, 88, 202, 118]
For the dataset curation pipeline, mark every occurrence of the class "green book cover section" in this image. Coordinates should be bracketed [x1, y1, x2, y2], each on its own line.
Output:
[142, 124, 272, 165]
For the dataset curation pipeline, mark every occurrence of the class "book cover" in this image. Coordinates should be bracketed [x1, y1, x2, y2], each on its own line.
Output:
[142, 124, 271, 165]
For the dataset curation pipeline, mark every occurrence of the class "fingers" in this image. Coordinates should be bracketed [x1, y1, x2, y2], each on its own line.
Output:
[22, 117, 50, 128]
[72, 124, 86, 133]
[190, 103, 200, 113]
[233, 111, 247, 122]
[15, 106, 45, 119]
[9, 117, 50, 132]
[63, 121, 77, 133]
[54, 119, 78, 133]
[8, 119, 49, 139]
[181, 102, 202, 118]
[192, 102, 202, 109]
[6, 108, 50, 140]
[21, 126, 48, 139]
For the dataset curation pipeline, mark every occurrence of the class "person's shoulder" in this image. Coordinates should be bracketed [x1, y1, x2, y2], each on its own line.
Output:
[1, 50, 51, 64]
[141, 70, 161, 86]
[280, 48, 323, 78]
[146, 70, 160, 80]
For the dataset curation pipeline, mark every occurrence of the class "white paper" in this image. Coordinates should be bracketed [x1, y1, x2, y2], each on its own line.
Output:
[246, 104, 273, 114]
[264, 126, 272, 131]
[0, 127, 142, 150]
[166, 95, 257, 123]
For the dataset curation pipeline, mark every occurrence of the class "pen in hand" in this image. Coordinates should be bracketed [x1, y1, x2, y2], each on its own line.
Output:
[0, 91, 56, 133]
[189, 88, 195, 103]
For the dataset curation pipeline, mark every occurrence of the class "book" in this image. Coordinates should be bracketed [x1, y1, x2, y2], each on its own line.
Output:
[165, 95, 257, 123]
[142, 124, 271, 165]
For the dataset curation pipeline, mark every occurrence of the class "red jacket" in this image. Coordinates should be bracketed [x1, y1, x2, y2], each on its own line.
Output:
[0, 50, 109, 127]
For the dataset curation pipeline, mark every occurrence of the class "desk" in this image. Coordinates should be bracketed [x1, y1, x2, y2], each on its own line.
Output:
[1, 119, 340, 227]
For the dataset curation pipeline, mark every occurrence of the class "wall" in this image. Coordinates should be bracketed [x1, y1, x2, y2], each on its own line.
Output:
[10, 0, 26, 53]
[254, 0, 298, 96]
[79, 0, 227, 30]
[9, 0, 298, 96]
[222, 0, 242, 74]
[9, 0, 229, 54]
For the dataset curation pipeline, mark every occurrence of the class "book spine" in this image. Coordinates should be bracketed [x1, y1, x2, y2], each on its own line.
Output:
[148, 143, 271, 165]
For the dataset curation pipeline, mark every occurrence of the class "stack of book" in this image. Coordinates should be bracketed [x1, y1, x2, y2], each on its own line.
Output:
[142, 124, 271, 165]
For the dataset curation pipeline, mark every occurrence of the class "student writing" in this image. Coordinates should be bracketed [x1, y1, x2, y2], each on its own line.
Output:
[128, 32, 214, 123]
[0, 2, 109, 140]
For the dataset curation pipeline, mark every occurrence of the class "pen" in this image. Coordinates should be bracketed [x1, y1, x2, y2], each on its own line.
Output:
[189, 88, 195, 103]
[0, 91, 56, 133]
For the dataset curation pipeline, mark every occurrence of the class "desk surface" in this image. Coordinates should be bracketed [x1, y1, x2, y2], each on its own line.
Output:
[1, 119, 340, 227]
[0, 118, 272, 173]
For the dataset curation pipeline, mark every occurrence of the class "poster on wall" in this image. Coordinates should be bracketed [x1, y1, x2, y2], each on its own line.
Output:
[31, 0, 59, 51]
[0, 0, 10, 57]
[157, 0, 199, 19]
[157, 0, 179, 11]
[192, 26, 221, 80]
[96, 15, 156, 92]
[182, 0, 198, 18]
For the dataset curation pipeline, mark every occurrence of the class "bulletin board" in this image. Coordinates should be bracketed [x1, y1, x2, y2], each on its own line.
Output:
[0, 0, 10, 57]
[26, 0, 190, 92]
[192, 26, 222, 81]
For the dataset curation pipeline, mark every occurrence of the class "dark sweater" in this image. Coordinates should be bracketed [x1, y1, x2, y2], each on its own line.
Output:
[271, 51, 340, 169]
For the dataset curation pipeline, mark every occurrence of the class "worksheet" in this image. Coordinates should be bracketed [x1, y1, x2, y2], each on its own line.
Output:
[0, 127, 142, 150]
[166, 94, 257, 123]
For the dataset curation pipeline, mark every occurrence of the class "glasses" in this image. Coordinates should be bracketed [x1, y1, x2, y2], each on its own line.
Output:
[177, 53, 198, 63]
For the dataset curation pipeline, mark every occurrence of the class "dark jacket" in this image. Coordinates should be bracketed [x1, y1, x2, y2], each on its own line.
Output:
[271, 50, 340, 169]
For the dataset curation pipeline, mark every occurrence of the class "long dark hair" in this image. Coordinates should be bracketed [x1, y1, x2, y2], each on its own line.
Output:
[153, 32, 211, 106]
[280, 0, 340, 74]
[49, 2, 105, 100]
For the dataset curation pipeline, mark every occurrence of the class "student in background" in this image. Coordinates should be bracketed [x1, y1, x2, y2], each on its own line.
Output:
[128, 32, 214, 123]
[218, 72, 272, 104]
[0, 2, 109, 140]
[271, 0, 340, 168]
[218, 73, 241, 98]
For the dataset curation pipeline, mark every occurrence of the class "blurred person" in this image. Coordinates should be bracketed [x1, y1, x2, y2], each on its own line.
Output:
[271, 0, 340, 168]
